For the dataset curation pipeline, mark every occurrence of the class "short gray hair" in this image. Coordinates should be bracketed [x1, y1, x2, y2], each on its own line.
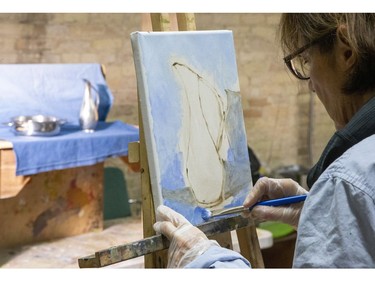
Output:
[279, 13, 375, 95]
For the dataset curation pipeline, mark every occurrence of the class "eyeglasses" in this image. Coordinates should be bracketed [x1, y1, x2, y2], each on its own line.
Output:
[283, 29, 337, 80]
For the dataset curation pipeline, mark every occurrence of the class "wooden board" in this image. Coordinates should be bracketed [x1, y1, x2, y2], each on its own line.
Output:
[0, 160, 104, 248]
[0, 148, 30, 199]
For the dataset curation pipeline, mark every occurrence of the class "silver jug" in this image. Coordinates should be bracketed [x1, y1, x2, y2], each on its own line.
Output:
[79, 79, 99, 133]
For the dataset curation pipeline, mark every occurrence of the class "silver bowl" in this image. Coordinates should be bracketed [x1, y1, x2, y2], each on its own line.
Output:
[6, 115, 66, 136]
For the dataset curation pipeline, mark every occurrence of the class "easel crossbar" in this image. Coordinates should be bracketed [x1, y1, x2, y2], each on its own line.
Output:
[78, 215, 254, 268]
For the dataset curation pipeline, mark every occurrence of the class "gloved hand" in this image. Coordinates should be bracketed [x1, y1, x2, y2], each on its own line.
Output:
[243, 177, 308, 228]
[153, 205, 219, 268]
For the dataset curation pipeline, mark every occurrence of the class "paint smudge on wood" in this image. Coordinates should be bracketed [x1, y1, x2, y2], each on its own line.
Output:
[32, 198, 65, 236]
[67, 179, 91, 209]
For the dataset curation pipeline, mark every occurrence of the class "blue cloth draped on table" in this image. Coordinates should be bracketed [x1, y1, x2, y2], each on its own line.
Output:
[0, 64, 139, 176]
[0, 121, 139, 176]
[0, 63, 112, 125]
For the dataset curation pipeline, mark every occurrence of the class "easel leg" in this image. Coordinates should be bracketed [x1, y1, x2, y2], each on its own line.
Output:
[138, 102, 157, 268]
[139, 102, 171, 268]
[236, 223, 265, 268]
[210, 232, 233, 250]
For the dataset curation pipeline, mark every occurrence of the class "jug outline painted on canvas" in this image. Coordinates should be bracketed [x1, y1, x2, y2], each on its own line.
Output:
[131, 30, 253, 225]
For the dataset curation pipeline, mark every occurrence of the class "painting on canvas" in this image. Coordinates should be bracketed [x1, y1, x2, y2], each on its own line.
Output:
[131, 30, 252, 225]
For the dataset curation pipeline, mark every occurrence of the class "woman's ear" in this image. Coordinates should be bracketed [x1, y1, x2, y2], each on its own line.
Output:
[336, 25, 356, 70]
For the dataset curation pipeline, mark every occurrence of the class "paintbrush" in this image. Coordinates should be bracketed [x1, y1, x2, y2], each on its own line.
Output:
[201, 194, 308, 221]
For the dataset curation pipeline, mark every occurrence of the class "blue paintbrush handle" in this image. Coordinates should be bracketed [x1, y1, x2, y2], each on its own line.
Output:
[252, 194, 307, 209]
[202, 194, 308, 220]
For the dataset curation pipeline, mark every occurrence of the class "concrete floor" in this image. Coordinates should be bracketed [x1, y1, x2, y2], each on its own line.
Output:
[0, 216, 145, 268]
[0, 215, 273, 269]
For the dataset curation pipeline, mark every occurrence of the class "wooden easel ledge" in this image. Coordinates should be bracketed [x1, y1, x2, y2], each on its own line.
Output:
[78, 215, 254, 268]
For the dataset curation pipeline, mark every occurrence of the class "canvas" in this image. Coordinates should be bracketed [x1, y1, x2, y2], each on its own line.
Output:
[131, 30, 252, 225]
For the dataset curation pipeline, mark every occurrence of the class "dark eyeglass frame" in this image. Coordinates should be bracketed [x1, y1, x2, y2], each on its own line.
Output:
[283, 29, 337, 80]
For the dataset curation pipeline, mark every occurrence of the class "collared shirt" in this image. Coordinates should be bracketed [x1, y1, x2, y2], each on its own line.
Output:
[307, 96, 375, 188]
[294, 134, 375, 267]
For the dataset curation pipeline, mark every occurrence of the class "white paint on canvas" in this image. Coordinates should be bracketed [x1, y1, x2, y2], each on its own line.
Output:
[131, 30, 252, 225]
[173, 62, 229, 207]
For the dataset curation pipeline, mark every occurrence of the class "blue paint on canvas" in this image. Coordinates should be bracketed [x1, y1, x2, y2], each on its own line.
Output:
[132, 30, 252, 225]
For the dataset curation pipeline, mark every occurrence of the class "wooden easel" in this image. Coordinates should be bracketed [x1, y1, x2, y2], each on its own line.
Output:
[78, 13, 264, 268]
[139, 13, 263, 268]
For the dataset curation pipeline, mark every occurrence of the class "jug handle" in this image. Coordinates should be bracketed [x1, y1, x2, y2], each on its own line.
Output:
[83, 79, 100, 108]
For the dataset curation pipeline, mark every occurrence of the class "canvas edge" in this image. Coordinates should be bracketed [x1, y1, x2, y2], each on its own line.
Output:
[130, 31, 164, 209]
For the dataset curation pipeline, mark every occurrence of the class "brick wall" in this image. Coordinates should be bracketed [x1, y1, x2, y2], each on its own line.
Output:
[0, 13, 335, 202]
